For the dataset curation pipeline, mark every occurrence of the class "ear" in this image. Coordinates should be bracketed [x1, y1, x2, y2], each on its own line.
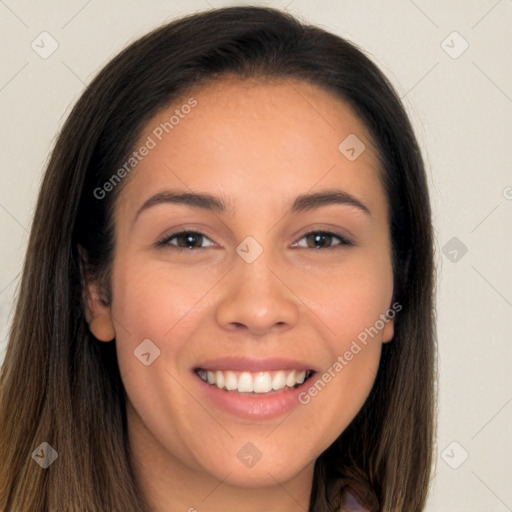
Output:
[382, 315, 394, 344]
[79, 245, 116, 343]
[84, 282, 116, 342]
[381, 297, 399, 344]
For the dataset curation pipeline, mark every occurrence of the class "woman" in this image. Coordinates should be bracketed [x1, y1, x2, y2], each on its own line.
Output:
[0, 6, 437, 511]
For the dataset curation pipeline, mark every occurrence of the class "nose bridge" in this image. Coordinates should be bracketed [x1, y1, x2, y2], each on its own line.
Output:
[214, 240, 300, 333]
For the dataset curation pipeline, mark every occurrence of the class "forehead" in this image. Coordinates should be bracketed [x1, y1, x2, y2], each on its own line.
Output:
[117, 76, 386, 220]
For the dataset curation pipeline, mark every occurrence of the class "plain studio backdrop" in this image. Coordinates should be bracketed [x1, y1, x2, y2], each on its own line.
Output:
[0, 1, 511, 510]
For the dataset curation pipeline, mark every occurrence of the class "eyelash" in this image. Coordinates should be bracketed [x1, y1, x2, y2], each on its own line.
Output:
[155, 230, 354, 251]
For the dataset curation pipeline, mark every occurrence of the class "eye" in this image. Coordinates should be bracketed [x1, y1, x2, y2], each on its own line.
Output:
[156, 230, 215, 250]
[294, 231, 354, 250]
[155, 229, 353, 251]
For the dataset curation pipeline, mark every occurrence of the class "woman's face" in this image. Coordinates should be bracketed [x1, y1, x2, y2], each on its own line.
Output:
[88, 77, 395, 491]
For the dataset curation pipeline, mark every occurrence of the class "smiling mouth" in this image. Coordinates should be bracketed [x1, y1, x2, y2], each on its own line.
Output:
[194, 368, 315, 394]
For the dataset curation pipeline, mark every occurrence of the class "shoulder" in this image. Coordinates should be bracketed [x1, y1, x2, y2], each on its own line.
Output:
[340, 488, 370, 512]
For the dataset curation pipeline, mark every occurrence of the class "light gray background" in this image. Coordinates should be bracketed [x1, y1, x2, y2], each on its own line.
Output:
[1, 1, 511, 510]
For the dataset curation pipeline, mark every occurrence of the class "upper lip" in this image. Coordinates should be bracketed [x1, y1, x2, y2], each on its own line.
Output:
[194, 356, 317, 372]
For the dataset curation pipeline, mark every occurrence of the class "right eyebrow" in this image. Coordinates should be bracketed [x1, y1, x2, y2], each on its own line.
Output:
[133, 190, 231, 225]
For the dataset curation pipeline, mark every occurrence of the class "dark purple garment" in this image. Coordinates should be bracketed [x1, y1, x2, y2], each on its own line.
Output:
[340, 489, 369, 511]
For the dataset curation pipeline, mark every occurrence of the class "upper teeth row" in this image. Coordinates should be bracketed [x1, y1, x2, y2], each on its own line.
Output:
[197, 369, 310, 393]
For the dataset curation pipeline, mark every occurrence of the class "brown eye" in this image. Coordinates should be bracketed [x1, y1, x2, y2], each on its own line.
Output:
[295, 231, 353, 249]
[306, 233, 332, 249]
[156, 231, 215, 249]
[175, 233, 204, 248]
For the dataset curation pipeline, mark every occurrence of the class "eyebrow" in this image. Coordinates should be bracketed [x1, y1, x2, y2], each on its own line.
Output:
[133, 188, 371, 224]
[291, 189, 371, 215]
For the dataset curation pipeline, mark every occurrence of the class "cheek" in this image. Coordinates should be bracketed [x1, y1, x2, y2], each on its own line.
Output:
[295, 263, 391, 439]
[108, 256, 206, 375]
[108, 254, 234, 400]
[292, 252, 392, 404]
[110, 254, 218, 334]
[293, 252, 394, 345]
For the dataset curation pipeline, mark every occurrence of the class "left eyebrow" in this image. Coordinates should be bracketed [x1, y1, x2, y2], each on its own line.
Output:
[291, 189, 371, 216]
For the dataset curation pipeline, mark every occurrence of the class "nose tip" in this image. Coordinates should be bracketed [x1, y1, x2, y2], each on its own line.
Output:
[214, 262, 300, 335]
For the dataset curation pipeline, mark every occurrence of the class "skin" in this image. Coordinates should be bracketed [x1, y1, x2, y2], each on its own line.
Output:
[86, 76, 394, 512]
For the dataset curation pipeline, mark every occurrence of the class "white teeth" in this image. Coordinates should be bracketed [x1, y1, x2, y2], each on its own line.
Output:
[253, 372, 272, 393]
[197, 369, 311, 393]
[271, 370, 286, 390]
[238, 372, 253, 392]
[215, 370, 224, 389]
[286, 370, 296, 387]
[224, 371, 237, 391]
[296, 370, 306, 384]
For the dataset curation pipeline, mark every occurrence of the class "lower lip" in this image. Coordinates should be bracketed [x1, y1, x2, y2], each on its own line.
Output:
[194, 372, 314, 420]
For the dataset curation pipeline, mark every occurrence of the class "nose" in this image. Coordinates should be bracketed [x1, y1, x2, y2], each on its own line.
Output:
[215, 253, 300, 336]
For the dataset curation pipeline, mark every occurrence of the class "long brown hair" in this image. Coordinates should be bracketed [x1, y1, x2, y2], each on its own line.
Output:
[0, 6, 437, 511]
